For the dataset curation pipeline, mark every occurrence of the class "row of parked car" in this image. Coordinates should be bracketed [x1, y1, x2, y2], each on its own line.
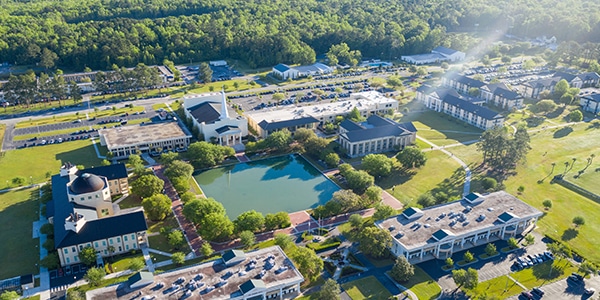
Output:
[514, 251, 554, 270]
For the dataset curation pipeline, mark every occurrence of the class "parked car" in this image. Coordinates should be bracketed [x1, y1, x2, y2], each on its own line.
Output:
[520, 291, 533, 299]
[585, 288, 596, 295]
[532, 287, 545, 296]
[572, 273, 584, 281]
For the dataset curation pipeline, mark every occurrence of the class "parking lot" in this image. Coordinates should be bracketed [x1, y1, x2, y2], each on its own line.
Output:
[10, 109, 157, 149]
[507, 274, 600, 300]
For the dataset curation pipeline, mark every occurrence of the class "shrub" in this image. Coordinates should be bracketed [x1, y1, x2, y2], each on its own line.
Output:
[481, 177, 497, 190]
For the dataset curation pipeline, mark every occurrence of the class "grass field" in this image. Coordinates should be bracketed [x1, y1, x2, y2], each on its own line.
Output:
[399, 110, 483, 146]
[450, 120, 600, 263]
[0, 139, 102, 187]
[0, 187, 40, 279]
[341, 276, 393, 300]
[381, 151, 464, 207]
[465, 275, 524, 299]
[402, 267, 442, 300]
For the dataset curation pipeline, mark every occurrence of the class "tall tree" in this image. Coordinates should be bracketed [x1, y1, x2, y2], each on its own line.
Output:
[69, 81, 83, 103]
[357, 227, 392, 258]
[183, 198, 226, 225]
[396, 147, 427, 168]
[317, 279, 341, 300]
[289, 247, 324, 282]
[142, 194, 172, 221]
[84, 267, 106, 287]
[361, 154, 394, 177]
[40, 48, 58, 70]
[390, 256, 415, 282]
[131, 174, 164, 198]
[199, 62, 213, 84]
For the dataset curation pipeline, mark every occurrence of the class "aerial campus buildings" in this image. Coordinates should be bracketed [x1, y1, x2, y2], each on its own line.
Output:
[87, 246, 304, 300]
[271, 63, 334, 80]
[401, 46, 466, 65]
[376, 191, 543, 263]
[245, 91, 399, 138]
[98, 121, 192, 159]
[48, 163, 148, 267]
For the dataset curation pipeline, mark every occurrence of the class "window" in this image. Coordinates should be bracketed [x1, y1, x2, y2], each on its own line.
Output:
[102, 241, 106, 246]
[116, 237, 120, 243]
[95, 195, 99, 198]
[131, 234, 135, 240]
[74, 256, 78, 261]
[79, 245, 83, 251]
[125, 245, 129, 250]
[124, 236, 128, 242]
[133, 243, 137, 249]
[94, 242, 99, 248]
[101, 209, 109, 216]
[64, 248, 68, 254]
[80, 197, 84, 201]
[109, 239, 113, 245]
[88, 196, 92, 200]
[66, 257, 70, 263]
[72, 247, 76, 252]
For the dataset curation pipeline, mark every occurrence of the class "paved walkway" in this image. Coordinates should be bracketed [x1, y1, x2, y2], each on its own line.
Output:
[140, 245, 155, 273]
[417, 135, 472, 197]
[90, 138, 106, 159]
[153, 165, 203, 257]
[234, 152, 251, 162]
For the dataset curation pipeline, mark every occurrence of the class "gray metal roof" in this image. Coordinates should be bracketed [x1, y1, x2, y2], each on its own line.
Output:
[257, 116, 319, 131]
[442, 94, 503, 120]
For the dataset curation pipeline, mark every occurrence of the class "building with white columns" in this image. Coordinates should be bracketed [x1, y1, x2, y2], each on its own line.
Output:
[87, 246, 304, 300]
[376, 191, 543, 263]
[183, 91, 249, 145]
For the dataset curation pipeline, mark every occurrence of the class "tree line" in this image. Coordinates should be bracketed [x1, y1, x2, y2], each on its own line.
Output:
[2, 0, 599, 71]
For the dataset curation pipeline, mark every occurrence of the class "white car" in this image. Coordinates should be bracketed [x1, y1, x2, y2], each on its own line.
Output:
[585, 288, 595, 295]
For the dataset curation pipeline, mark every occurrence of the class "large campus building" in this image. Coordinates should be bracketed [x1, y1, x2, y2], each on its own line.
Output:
[441, 73, 523, 109]
[580, 93, 600, 114]
[246, 91, 398, 138]
[183, 91, 248, 145]
[48, 163, 148, 267]
[272, 63, 334, 80]
[523, 71, 600, 99]
[98, 121, 192, 159]
[87, 246, 304, 300]
[338, 115, 417, 157]
[376, 191, 543, 263]
[401, 46, 466, 65]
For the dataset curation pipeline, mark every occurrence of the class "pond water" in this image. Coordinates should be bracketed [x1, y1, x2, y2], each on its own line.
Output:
[193, 154, 340, 218]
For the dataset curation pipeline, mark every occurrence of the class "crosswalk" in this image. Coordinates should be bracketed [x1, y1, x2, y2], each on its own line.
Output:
[50, 285, 68, 293]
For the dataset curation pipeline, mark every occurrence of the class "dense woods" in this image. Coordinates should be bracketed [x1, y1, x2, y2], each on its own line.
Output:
[1, 0, 599, 71]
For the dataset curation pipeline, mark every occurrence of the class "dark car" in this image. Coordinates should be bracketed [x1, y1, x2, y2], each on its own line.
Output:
[532, 287, 545, 296]
[520, 291, 533, 299]
[572, 273, 584, 281]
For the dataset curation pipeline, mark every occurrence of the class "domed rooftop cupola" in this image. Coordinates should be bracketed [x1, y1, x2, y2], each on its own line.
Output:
[69, 173, 105, 194]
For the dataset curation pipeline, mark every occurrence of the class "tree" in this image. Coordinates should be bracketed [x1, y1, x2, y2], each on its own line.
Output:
[386, 76, 404, 90]
[349, 214, 363, 228]
[345, 170, 374, 194]
[289, 247, 323, 282]
[171, 176, 191, 194]
[373, 204, 395, 221]
[199, 213, 234, 241]
[160, 152, 179, 164]
[12, 176, 26, 186]
[452, 268, 478, 290]
[573, 216, 585, 227]
[0, 291, 19, 300]
[274, 233, 294, 250]
[168, 230, 185, 249]
[535, 99, 557, 114]
[361, 154, 394, 177]
[525, 234, 535, 245]
[200, 242, 214, 257]
[347, 107, 365, 122]
[501, 56, 512, 64]
[390, 256, 414, 282]
[481, 177, 498, 190]
[396, 147, 426, 168]
[417, 193, 436, 207]
[327, 43, 361, 66]
[358, 227, 392, 258]
[507, 237, 519, 249]
[40, 48, 58, 70]
[84, 267, 106, 287]
[485, 243, 497, 256]
[330, 189, 362, 213]
[264, 212, 291, 230]
[542, 199, 553, 210]
[303, 136, 330, 157]
[568, 110, 583, 122]
[43, 238, 55, 251]
[235, 210, 265, 233]
[171, 252, 185, 265]
[69, 81, 83, 103]
[131, 174, 164, 198]
[128, 154, 145, 174]
[553, 79, 569, 99]
[187, 141, 234, 168]
[100, 159, 111, 166]
[476, 126, 530, 170]
[468, 87, 481, 97]
[445, 257, 454, 268]
[128, 258, 145, 272]
[578, 261, 598, 276]
[199, 62, 213, 83]
[464, 251, 475, 263]
[265, 129, 292, 151]
[239, 230, 256, 248]
[317, 279, 341, 300]
[272, 93, 285, 102]
[79, 246, 97, 266]
[142, 194, 172, 221]
[40, 252, 60, 269]
[164, 160, 194, 180]
[183, 198, 226, 225]
[324, 152, 340, 168]
[293, 128, 316, 143]
[180, 191, 196, 204]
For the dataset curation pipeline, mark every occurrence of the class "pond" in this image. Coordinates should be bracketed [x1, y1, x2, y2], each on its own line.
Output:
[193, 154, 340, 218]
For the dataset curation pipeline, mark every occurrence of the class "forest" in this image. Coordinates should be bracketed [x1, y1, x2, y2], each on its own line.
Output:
[0, 0, 599, 71]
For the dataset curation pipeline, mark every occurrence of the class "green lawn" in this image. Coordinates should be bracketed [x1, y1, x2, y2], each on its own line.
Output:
[147, 232, 190, 254]
[107, 252, 145, 274]
[23, 295, 41, 300]
[14, 106, 144, 129]
[117, 194, 142, 209]
[466, 275, 524, 299]
[341, 276, 393, 300]
[450, 121, 600, 264]
[399, 110, 483, 146]
[0, 187, 40, 279]
[0, 139, 102, 187]
[402, 266, 441, 300]
[381, 151, 464, 207]
[147, 214, 180, 234]
[511, 258, 577, 289]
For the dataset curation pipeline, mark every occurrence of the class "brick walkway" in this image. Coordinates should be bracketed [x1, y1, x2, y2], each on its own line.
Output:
[153, 165, 203, 256]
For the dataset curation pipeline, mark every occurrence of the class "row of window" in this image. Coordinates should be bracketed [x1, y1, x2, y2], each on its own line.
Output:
[63, 234, 137, 255]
